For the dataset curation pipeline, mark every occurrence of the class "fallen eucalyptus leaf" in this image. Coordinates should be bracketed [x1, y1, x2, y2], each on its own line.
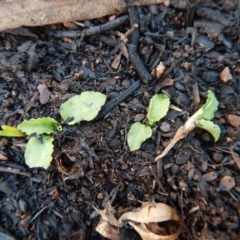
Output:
[147, 94, 170, 126]
[60, 91, 107, 125]
[0, 125, 26, 137]
[127, 122, 152, 151]
[17, 117, 62, 135]
[25, 135, 54, 169]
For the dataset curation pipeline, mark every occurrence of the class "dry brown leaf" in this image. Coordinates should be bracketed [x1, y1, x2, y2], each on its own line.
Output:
[118, 202, 180, 226]
[129, 222, 181, 240]
[95, 201, 181, 240]
[0, 0, 170, 32]
[96, 219, 121, 240]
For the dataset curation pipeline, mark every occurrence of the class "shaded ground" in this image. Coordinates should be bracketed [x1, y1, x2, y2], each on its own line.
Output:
[0, 0, 240, 239]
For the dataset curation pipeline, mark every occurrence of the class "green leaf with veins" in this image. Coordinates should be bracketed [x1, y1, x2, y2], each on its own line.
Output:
[60, 91, 107, 125]
[127, 122, 152, 151]
[147, 94, 170, 126]
[196, 119, 221, 141]
[17, 117, 62, 135]
[200, 90, 219, 120]
[0, 125, 26, 137]
[25, 135, 54, 169]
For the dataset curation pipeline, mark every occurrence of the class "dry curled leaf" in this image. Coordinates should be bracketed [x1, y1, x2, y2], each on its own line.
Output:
[118, 202, 180, 226]
[129, 222, 181, 240]
[95, 201, 181, 240]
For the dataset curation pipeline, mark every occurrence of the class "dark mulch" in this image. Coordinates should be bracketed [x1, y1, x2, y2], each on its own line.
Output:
[0, 0, 240, 239]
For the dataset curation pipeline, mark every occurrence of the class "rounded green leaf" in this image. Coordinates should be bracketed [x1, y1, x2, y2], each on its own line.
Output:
[201, 90, 219, 120]
[25, 135, 54, 169]
[0, 125, 26, 137]
[196, 119, 221, 141]
[127, 122, 152, 151]
[17, 117, 62, 135]
[60, 91, 107, 125]
[147, 94, 170, 126]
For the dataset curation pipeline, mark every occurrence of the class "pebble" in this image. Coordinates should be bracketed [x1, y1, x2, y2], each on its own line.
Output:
[159, 121, 171, 132]
[121, 79, 131, 89]
[212, 152, 223, 163]
[176, 150, 191, 164]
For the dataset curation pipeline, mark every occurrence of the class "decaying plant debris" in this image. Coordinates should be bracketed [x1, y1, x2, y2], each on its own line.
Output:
[95, 201, 181, 240]
[0, 0, 240, 239]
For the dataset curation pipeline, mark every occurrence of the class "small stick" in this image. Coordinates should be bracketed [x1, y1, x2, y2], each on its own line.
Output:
[93, 79, 141, 122]
[0, 166, 31, 177]
[127, 0, 152, 83]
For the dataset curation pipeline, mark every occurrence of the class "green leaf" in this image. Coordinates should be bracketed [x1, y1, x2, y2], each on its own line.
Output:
[17, 117, 62, 135]
[127, 122, 152, 151]
[25, 135, 54, 169]
[200, 90, 219, 120]
[147, 94, 170, 126]
[0, 125, 26, 137]
[60, 91, 107, 125]
[196, 119, 221, 141]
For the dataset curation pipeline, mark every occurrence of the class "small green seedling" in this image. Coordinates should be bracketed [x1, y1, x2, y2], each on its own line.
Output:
[0, 91, 106, 169]
[155, 90, 220, 161]
[127, 94, 170, 151]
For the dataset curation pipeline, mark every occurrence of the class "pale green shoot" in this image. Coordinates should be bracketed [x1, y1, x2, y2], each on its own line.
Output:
[155, 90, 221, 161]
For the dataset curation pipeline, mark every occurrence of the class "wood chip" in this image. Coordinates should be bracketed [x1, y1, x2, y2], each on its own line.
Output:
[37, 83, 50, 104]
[219, 176, 235, 191]
[203, 172, 218, 182]
[219, 67, 233, 83]
[227, 114, 240, 128]
[111, 53, 122, 69]
[155, 61, 165, 79]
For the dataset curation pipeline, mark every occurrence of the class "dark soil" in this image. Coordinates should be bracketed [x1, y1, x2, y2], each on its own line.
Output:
[0, 1, 240, 239]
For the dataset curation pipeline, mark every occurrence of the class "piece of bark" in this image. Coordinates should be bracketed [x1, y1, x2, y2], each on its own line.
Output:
[0, 0, 169, 32]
